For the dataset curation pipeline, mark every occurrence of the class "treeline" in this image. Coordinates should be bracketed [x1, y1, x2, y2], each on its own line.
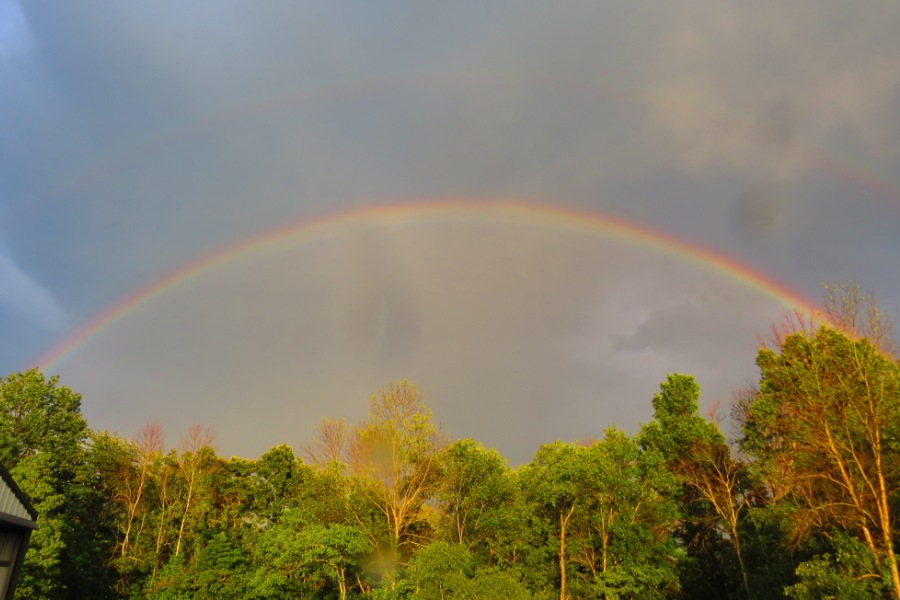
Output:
[2, 287, 900, 599]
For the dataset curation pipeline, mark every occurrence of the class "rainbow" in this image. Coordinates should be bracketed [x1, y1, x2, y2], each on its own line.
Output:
[36, 199, 820, 372]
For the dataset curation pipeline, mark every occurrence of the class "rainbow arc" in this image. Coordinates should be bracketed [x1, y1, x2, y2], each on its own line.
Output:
[37, 199, 820, 372]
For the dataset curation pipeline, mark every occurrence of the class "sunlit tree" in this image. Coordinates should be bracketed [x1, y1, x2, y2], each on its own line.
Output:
[741, 326, 900, 598]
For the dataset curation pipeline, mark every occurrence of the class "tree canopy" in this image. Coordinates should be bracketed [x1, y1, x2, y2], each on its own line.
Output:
[3, 285, 900, 598]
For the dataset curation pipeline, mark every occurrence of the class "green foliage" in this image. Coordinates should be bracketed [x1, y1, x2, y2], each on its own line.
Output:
[575, 430, 681, 599]
[0, 369, 87, 465]
[5, 316, 899, 600]
[786, 533, 889, 600]
[640, 373, 765, 600]
[406, 542, 474, 599]
[638, 373, 723, 460]
[521, 430, 681, 599]
[741, 326, 900, 596]
[250, 444, 302, 520]
[523, 441, 583, 511]
[0, 369, 116, 599]
[251, 508, 369, 599]
[469, 569, 532, 600]
[404, 543, 531, 600]
[433, 439, 514, 544]
[145, 531, 250, 600]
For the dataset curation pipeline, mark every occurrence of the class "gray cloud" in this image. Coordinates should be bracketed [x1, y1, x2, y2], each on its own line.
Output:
[55, 220, 788, 463]
[643, 1, 900, 179]
[1, 2, 898, 462]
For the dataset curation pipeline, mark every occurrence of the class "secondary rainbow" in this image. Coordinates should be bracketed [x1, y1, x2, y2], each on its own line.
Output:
[36, 199, 820, 372]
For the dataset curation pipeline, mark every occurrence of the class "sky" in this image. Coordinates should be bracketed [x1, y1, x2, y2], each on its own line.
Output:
[2, 1, 900, 463]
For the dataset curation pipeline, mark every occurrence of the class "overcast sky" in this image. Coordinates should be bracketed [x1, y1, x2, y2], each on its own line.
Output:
[2, 1, 899, 463]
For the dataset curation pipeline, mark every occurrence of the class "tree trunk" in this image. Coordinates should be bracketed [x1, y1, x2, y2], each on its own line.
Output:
[338, 567, 347, 600]
[174, 476, 194, 557]
[559, 506, 575, 600]
[884, 532, 900, 600]
[732, 527, 749, 596]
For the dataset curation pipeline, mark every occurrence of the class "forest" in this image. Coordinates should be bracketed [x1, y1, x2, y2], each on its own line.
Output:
[2, 285, 900, 600]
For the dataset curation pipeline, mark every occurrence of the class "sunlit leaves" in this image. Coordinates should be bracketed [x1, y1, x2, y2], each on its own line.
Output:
[741, 326, 900, 598]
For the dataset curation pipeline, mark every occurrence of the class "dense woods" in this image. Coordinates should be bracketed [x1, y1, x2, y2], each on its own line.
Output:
[3, 286, 900, 599]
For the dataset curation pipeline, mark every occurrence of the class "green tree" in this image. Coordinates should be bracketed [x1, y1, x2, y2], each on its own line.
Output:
[639, 374, 754, 598]
[251, 509, 369, 599]
[249, 444, 302, 522]
[638, 374, 722, 462]
[521, 430, 679, 600]
[785, 532, 890, 600]
[405, 542, 474, 599]
[404, 543, 531, 600]
[433, 439, 518, 558]
[520, 441, 584, 600]
[145, 530, 250, 600]
[0, 369, 115, 598]
[740, 326, 900, 598]
[574, 429, 680, 599]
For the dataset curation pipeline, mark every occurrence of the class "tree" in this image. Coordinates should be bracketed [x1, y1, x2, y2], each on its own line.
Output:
[638, 374, 722, 463]
[247, 444, 303, 523]
[639, 374, 754, 597]
[145, 531, 251, 600]
[150, 450, 181, 576]
[251, 509, 369, 599]
[173, 425, 218, 559]
[108, 423, 164, 562]
[740, 326, 900, 598]
[673, 434, 754, 596]
[785, 532, 890, 599]
[311, 380, 445, 579]
[404, 543, 531, 600]
[520, 441, 583, 600]
[0, 369, 115, 598]
[822, 281, 896, 356]
[521, 430, 679, 600]
[574, 429, 680, 599]
[91, 428, 164, 595]
[432, 439, 518, 555]
[406, 542, 475, 599]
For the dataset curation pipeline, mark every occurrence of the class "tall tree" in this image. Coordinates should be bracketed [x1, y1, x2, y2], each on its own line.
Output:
[307, 380, 445, 581]
[574, 430, 680, 599]
[432, 439, 518, 555]
[520, 441, 583, 600]
[91, 428, 164, 595]
[0, 369, 115, 598]
[247, 444, 303, 523]
[173, 425, 218, 559]
[522, 431, 680, 600]
[740, 326, 900, 598]
[639, 374, 754, 597]
[111, 424, 164, 562]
